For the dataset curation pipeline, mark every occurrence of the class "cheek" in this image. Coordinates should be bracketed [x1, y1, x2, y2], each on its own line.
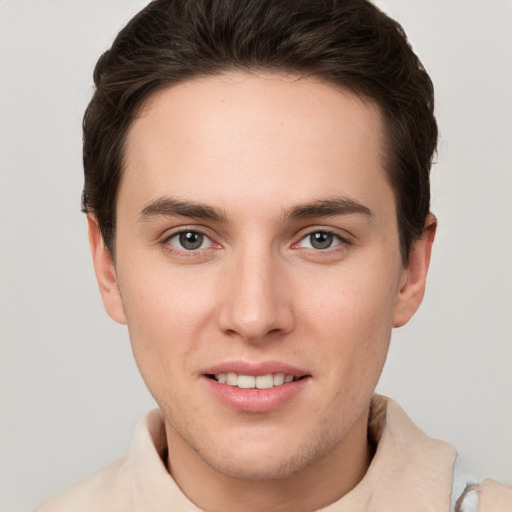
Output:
[299, 258, 400, 332]
[297, 260, 399, 379]
[116, 259, 219, 365]
[118, 266, 222, 409]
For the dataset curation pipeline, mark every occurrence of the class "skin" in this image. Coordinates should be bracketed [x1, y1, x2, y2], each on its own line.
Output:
[89, 72, 435, 512]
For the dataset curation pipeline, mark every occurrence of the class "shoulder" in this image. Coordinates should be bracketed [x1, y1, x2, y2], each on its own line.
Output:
[35, 409, 169, 512]
[35, 456, 132, 512]
[455, 479, 512, 512]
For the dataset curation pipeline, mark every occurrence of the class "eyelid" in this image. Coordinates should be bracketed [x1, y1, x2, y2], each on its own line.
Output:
[159, 224, 353, 254]
[297, 232, 342, 249]
[168, 232, 211, 250]
[161, 226, 221, 252]
[292, 226, 354, 248]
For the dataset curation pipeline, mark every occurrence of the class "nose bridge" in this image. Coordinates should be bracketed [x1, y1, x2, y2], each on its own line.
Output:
[218, 242, 293, 342]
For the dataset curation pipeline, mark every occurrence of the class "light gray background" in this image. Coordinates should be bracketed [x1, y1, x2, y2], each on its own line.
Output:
[1, 1, 511, 510]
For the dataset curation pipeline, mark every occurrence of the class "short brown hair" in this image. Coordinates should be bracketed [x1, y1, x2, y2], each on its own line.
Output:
[82, 0, 437, 262]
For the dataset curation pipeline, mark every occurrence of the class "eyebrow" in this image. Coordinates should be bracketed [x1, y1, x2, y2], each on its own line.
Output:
[138, 196, 373, 223]
[283, 197, 373, 221]
[138, 197, 227, 222]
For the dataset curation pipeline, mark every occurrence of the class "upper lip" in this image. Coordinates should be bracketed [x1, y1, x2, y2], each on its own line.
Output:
[202, 360, 310, 377]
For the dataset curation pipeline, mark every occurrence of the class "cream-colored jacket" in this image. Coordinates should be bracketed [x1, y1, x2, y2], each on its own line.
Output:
[36, 396, 512, 511]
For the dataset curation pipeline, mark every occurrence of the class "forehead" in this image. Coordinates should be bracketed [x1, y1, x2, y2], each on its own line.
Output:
[121, 72, 391, 219]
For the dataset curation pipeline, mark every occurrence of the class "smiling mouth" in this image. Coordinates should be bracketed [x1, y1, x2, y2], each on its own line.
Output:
[207, 373, 306, 389]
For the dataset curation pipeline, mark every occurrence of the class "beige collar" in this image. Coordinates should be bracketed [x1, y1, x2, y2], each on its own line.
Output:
[129, 395, 457, 511]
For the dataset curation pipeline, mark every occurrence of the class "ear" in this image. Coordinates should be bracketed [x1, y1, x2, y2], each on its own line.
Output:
[393, 214, 437, 328]
[87, 215, 127, 325]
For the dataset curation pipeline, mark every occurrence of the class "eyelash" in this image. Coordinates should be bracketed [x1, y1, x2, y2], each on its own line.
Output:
[293, 229, 352, 253]
[160, 228, 352, 256]
[161, 228, 219, 257]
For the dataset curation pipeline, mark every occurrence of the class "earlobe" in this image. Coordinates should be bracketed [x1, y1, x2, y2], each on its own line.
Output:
[393, 214, 437, 328]
[87, 215, 127, 325]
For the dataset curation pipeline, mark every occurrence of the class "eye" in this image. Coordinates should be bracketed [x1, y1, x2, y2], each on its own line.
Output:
[298, 231, 343, 250]
[167, 230, 212, 251]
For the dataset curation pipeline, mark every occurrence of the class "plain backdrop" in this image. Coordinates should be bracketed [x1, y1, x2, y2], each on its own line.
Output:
[1, 1, 511, 510]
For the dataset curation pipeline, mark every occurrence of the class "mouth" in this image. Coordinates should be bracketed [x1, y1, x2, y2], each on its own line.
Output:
[206, 372, 306, 389]
[202, 363, 311, 413]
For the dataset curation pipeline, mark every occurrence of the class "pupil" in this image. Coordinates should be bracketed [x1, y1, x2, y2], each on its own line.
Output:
[180, 231, 203, 250]
[311, 232, 333, 249]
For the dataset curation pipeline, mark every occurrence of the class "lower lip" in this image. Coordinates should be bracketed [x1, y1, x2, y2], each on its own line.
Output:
[203, 376, 310, 413]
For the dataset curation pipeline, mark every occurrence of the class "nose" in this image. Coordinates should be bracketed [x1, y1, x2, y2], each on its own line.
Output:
[217, 248, 295, 344]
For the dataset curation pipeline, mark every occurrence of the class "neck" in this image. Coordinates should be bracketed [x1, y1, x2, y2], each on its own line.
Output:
[165, 407, 372, 512]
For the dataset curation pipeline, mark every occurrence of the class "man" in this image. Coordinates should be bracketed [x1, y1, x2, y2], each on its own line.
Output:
[37, 0, 511, 510]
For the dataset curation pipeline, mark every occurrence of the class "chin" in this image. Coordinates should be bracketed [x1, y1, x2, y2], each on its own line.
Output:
[199, 432, 334, 481]
[202, 454, 302, 481]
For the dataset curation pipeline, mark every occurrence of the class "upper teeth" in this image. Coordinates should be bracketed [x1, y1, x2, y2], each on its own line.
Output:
[215, 373, 294, 389]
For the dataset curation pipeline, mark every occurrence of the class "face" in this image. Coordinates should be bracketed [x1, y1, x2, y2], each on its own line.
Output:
[90, 72, 433, 482]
